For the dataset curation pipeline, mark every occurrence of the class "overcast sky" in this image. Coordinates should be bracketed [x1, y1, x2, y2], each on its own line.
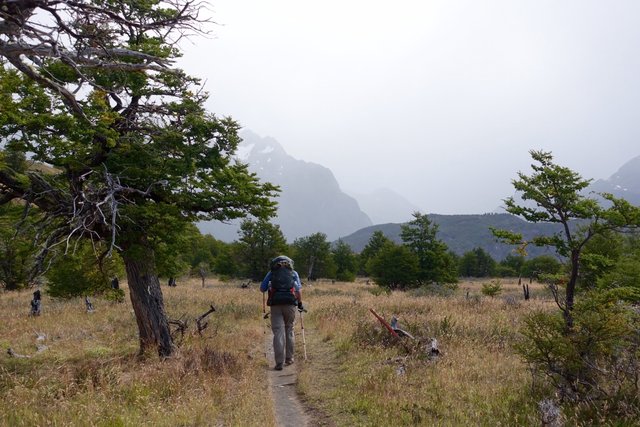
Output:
[180, 0, 640, 214]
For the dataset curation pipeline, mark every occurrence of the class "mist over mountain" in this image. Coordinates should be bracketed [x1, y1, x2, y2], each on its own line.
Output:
[341, 155, 640, 259]
[346, 188, 421, 225]
[197, 131, 372, 241]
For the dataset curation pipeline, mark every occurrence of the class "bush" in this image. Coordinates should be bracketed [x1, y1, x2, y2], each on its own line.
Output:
[521, 255, 562, 280]
[46, 245, 124, 298]
[481, 280, 503, 297]
[367, 244, 419, 290]
[516, 290, 640, 423]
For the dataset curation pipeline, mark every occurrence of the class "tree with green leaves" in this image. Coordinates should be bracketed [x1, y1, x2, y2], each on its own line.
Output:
[401, 212, 457, 285]
[237, 218, 288, 280]
[596, 232, 640, 301]
[359, 230, 393, 275]
[46, 242, 124, 299]
[520, 255, 562, 281]
[188, 233, 223, 274]
[0, 1, 277, 357]
[212, 241, 242, 279]
[292, 232, 333, 280]
[492, 150, 640, 327]
[496, 253, 526, 277]
[458, 247, 496, 277]
[0, 204, 37, 290]
[367, 242, 419, 289]
[331, 239, 357, 282]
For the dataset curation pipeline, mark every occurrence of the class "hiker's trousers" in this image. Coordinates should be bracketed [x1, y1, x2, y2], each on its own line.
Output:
[270, 304, 297, 364]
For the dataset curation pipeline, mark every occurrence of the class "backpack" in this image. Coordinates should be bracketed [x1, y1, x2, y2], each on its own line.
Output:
[267, 266, 297, 306]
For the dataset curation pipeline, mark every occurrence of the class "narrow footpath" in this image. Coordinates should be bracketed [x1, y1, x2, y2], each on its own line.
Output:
[264, 334, 311, 427]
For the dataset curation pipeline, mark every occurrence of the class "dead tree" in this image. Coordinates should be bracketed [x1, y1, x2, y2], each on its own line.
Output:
[30, 290, 41, 316]
[196, 305, 216, 335]
[168, 316, 188, 345]
[199, 268, 206, 288]
[520, 276, 530, 300]
[85, 296, 95, 313]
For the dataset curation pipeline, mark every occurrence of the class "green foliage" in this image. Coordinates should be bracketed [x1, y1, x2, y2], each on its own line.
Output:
[359, 230, 392, 275]
[492, 150, 640, 325]
[292, 233, 333, 280]
[367, 242, 419, 289]
[237, 218, 288, 280]
[332, 240, 358, 282]
[0, 204, 38, 290]
[498, 254, 525, 277]
[521, 255, 562, 280]
[481, 279, 503, 297]
[187, 233, 220, 272]
[212, 242, 241, 278]
[459, 247, 496, 277]
[516, 291, 640, 421]
[0, 0, 278, 304]
[401, 212, 457, 285]
[596, 234, 640, 302]
[46, 244, 125, 298]
[153, 223, 203, 280]
[577, 231, 624, 289]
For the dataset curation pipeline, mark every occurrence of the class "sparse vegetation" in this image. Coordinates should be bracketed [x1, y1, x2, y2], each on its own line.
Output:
[1, 278, 273, 426]
[297, 278, 546, 425]
[481, 279, 503, 297]
[3, 275, 638, 425]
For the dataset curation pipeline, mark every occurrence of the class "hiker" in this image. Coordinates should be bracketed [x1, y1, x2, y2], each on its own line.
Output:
[260, 255, 304, 370]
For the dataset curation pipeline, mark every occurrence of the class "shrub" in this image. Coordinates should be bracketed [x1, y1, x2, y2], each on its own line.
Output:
[515, 290, 640, 423]
[46, 245, 124, 298]
[481, 280, 503, 297]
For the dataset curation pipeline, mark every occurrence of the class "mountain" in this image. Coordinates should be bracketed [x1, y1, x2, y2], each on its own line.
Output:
[589, 155, 640, 206]
[346, 188, 421, 225]
[197, 131, 372, 242]
[339, 213, 561, 260]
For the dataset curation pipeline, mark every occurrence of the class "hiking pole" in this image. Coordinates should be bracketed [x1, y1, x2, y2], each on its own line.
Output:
[299, 308, 307, 361]
[262, 292, 269, 319]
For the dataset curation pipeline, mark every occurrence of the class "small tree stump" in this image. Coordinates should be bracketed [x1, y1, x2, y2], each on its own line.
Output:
[85, 296, 95, 313]
[30, 290, 41, 316]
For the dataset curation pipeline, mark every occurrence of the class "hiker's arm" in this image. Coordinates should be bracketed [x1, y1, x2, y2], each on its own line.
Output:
[293, 271, 302, 303]
[260, 272, 272, 292]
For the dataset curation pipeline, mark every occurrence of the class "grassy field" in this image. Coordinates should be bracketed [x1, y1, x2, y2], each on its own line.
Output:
[0, 279, 274, 426]
[298, 278, 554, 426]
[1, 277, 554, 426]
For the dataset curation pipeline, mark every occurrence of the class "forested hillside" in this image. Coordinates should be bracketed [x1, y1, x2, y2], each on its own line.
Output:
[340, 213, 562, 259]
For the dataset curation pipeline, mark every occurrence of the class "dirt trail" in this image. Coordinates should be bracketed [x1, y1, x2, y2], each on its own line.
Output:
[264, 332, 311, 427]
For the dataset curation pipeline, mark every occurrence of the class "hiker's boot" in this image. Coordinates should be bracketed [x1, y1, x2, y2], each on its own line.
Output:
[285, 358, 294, 366]
[274, 363, 283, 371]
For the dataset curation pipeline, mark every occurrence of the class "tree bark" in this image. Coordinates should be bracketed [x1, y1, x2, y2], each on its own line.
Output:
[564, 250, 580, 329]
[122, 243, 173, 357]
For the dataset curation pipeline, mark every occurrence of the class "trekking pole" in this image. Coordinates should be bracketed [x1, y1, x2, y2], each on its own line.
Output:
[262, 292, 269, 319]
[299, 309, 307, 361]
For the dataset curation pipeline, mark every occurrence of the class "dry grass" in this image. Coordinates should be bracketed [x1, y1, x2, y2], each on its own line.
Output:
[297, 278, 555, 426]
[0, 278, 275, 426]
[1, 276, 556, 426]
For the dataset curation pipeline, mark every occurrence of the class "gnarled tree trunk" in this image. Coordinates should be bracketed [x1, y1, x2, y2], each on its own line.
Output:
[122, 243, 173, 357]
